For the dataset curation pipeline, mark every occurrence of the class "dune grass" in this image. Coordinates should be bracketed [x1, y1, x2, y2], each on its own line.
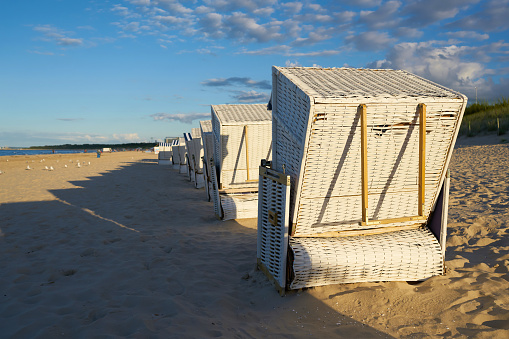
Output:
[459, 98, 509, 137]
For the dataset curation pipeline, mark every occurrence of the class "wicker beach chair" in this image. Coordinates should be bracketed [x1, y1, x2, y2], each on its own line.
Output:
[210, 104, 272, 220]
[200, 120, 214, 201]
[257, 66, 467, 294]
[183, 132, 194, 179]
[177, 137, 187, 174]
[158, 142, 173, 165]
[190, 128, 206, 189]
[171, 139, 180, 170]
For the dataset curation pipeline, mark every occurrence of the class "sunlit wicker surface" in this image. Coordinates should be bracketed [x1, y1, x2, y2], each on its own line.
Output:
[271, 66, 467, 235]
[289, 228, 443, 289]
[211, 104, 272, 188]
[210, 104, 272, 220]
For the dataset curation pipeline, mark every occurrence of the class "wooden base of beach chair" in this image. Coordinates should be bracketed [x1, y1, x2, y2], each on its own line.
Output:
[172, 163, 180, 170]
[179, 164, 187, 174]
[158, 160, 172, 166]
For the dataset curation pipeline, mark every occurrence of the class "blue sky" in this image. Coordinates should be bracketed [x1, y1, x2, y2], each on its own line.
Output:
[1, 0, 508, 147]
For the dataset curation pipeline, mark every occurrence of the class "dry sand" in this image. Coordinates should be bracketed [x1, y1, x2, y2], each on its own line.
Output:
[0, 145, 507, 338]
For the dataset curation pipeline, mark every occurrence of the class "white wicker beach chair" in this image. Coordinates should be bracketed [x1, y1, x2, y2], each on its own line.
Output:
[257, 66, 467, 294]
[200, 120, 214, 201]
[183, 132, 194, 179]
[171, 139, 180, 170]
[177, 137, 187, 174]
[158, 142, 173, 165]
[191, 128, 205, 189]
[210, 104, 272, 220]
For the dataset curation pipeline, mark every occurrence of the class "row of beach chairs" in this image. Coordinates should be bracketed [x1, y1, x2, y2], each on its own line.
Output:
[159, 67, 467, 294]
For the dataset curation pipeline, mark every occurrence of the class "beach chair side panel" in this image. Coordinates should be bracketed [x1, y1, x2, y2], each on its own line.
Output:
[271, 67, 314, 228]
[257, 166, 291, 294]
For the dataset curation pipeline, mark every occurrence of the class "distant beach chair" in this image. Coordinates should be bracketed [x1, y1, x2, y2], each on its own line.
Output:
[183, 132, 194, 179]
[257, 66, 467, 294]
[190, 128, 206, 189]
[177, 137, 187, 174]
[210, 104, 272, 220]
[171, 139, 180, 170]
[158, 142, 172, 165]
[200, 120, 214, 201]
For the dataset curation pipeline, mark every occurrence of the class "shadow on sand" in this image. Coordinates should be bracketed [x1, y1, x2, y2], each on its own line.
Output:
[0, 158, 392, 338]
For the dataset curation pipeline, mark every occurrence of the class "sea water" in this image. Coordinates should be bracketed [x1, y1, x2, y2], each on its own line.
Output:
[0, 149, 94, 157]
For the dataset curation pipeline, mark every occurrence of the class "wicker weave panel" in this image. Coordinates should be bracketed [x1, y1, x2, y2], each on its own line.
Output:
[210, 160, 222, 219]
[289, 228, 443, 289]
[221, 193, 259, 220]
[272, 67, 466, 234]
[211, 104, 272, 189]
[257, 168, 291, 289]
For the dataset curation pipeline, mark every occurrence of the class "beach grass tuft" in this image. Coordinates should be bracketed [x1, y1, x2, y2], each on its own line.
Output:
[460, 97, 509, 137]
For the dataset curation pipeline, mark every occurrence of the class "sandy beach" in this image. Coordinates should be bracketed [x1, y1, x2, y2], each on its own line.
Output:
[0, 145, 508, 338]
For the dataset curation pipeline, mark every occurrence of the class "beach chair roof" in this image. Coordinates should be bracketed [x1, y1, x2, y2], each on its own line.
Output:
[200, 120, 212, 133]
[171, 139, 179, 146]
[211, 104, 271, 126]
[273, 67, 466, 103]
[183, 132, 192, 142]
[191, 127, 201, 139]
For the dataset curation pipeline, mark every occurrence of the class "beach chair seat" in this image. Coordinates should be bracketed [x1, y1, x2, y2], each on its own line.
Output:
[209, 104, 272, 220]
[257, 66, 466, 293]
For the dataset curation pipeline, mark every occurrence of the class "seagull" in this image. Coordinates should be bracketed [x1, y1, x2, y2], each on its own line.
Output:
[64, 165, 68, 168]
[77, 162, 81, 168]
[88, 162, 91, 165]
[26, 165, 31, 170]
[45, 166, 49, 170]
[49, 166, 54, 171]
[0, 170, 3, 174]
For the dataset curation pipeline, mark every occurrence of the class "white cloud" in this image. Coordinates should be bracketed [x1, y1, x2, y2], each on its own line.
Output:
[345, 31, 396, 51]
[401, 0, 479, 27]
[150, 113, 210, 124]
[446, 31, 490, 41]
[366, 41, 500, 98]
[285, 60, 301, 67]
[281, 2, 303, 15]
[358, 0, 402, 29]
[33, 25, 84, 47]
[448, 0, 509, 32]
[232, 90, 270, 103]
[112, 133, 140, 142]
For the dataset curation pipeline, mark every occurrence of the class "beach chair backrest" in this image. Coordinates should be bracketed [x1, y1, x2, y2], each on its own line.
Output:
[211, 104, 272, 189]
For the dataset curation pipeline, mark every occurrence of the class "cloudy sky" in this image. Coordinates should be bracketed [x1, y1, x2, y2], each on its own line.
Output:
[1, 0, 508, 147]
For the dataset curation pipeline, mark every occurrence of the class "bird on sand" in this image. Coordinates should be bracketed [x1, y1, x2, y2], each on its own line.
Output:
[26, 165, 31, 170]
